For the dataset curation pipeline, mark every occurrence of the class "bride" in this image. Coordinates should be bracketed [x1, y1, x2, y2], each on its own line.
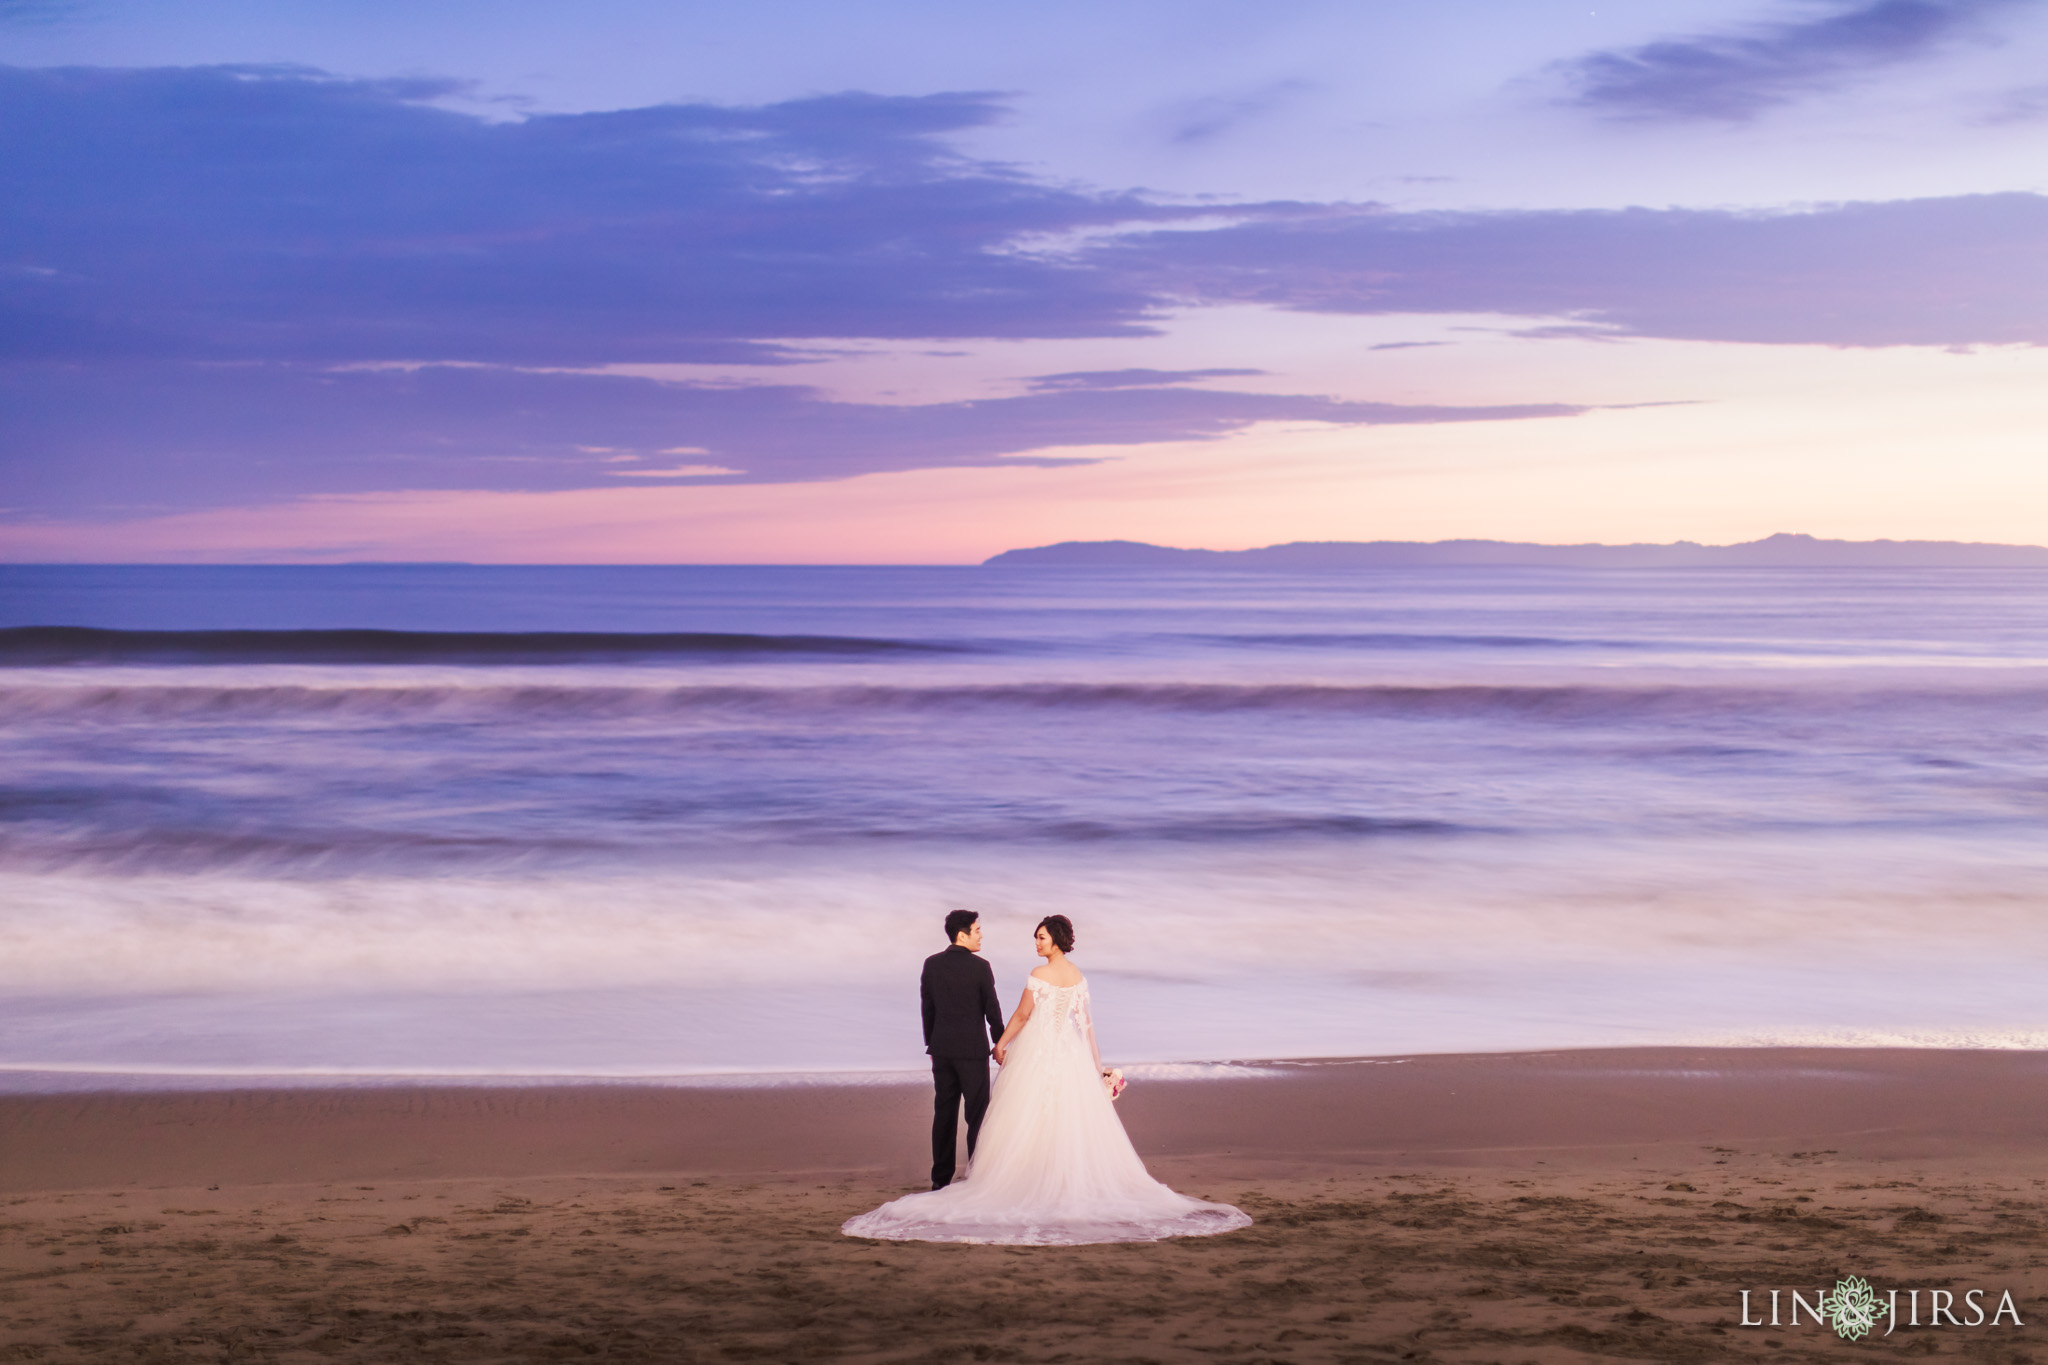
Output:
[842, 915, 1250, 1245]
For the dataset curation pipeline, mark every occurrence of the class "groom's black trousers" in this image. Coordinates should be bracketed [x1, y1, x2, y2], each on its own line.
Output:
[930, 1054, 991, 1188]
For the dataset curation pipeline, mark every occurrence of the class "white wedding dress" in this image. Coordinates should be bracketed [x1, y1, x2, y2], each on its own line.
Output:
[841, 975, 1251, 1245]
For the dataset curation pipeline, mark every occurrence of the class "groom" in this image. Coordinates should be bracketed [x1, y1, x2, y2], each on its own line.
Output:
[921, 908, 1007, 1189]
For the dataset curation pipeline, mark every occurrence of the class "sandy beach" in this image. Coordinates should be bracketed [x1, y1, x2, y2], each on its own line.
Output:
[4, 1048, 2046, 1362]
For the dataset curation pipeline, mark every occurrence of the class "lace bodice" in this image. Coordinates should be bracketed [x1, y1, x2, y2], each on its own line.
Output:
[1024, 975, 1098, 1070]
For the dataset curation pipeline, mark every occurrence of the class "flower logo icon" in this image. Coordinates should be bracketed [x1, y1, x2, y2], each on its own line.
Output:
[1819, 1275, 1884, 1341]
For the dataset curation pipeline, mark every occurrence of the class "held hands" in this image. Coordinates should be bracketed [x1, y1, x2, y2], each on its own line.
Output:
[992, 1041, 1008, 1065]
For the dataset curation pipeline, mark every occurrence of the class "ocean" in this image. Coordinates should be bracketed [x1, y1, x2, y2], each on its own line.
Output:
[2, 563, 2044, 1087]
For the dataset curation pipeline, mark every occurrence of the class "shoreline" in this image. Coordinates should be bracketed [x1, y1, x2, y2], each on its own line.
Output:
[0, 1058, 1277, 1094]
[7, 1046, 2046, 1361]
[7, 1045, 2045, 1194]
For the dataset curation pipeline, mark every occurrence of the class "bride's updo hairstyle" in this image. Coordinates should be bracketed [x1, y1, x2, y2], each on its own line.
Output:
[1036, 914, 1075, 954]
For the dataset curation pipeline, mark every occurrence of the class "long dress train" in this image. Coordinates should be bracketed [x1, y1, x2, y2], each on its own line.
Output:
[841, 976, 1251, 1245]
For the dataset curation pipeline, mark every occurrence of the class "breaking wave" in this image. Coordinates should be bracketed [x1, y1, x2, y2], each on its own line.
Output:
[0, 807, 1478, 875]
[1, 679, 2034, 725]
[0, 626, 969, 666]
[1183, 631, 1652, 650]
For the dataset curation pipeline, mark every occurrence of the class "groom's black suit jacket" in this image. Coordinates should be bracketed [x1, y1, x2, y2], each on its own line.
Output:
[921, 945, 1005, 1058]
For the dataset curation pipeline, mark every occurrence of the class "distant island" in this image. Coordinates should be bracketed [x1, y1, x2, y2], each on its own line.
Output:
[984, 533, 2048, 569]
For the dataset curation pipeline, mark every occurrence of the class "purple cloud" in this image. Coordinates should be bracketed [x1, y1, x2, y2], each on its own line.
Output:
[1164, 79, 1316, 145]
[1977, 81, 2048, 123]
[1559, 0, 2012, 122]
[8, 61, 2048, 521]
[1025, 368, 1265, 390]
[0, 362, 1584, 516]
[1101, 193, 2048, 348]
[12, 63, 2045, 367]
[0, 0, 75, 25]
[0, 65, 1187, 367]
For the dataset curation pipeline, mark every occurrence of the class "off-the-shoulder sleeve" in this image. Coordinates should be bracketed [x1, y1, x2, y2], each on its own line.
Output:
[1077, 983, 1102, 1073]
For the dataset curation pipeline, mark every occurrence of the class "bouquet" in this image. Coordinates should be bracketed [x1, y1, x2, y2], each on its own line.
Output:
[1101, 1067, 1126, 1102]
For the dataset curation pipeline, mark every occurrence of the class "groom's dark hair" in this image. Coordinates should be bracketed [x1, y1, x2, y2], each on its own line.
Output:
[944, 909, 979, 943]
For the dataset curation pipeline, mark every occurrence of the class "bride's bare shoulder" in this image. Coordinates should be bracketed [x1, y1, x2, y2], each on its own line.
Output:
[1029, 964, 1085, 987]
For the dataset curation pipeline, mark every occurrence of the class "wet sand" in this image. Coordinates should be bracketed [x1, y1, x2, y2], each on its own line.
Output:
[4, 1048, 2046, 1362]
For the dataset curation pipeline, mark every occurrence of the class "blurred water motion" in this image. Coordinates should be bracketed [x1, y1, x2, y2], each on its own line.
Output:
[1, 564, 2044, 1082]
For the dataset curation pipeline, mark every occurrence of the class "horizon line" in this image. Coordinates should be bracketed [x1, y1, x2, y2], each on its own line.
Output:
[9, 528, 2048, 570]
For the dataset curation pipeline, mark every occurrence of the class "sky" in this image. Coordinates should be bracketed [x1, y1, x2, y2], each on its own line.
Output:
[4, 0, 2048, 562]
